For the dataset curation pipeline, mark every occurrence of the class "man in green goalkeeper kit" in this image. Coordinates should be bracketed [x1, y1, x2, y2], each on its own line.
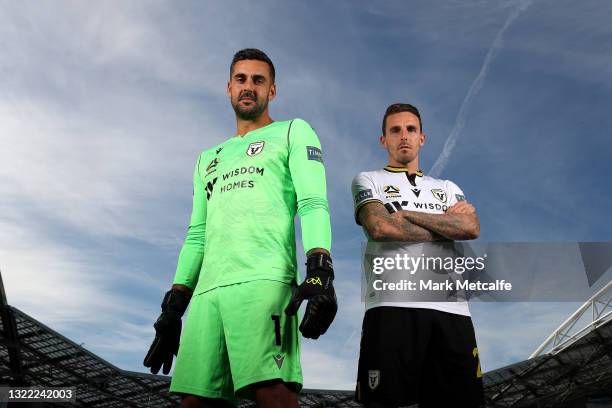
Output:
[144, 49, 337, 408]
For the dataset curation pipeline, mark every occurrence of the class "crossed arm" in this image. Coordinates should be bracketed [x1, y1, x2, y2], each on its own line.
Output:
[358, 200, 480, 242]
[358, 201, 441, 242]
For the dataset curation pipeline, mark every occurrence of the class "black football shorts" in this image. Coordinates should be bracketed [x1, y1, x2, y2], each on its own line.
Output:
[356, 307, 484, 408]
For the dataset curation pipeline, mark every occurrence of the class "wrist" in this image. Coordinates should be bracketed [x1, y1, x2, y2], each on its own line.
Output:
[306, 252, 334, 279]
[161, 288, 191, 317]
[306, 247, 330, 257]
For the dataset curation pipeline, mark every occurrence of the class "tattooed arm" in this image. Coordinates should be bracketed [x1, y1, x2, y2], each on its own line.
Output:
[396, 200, 480, 241]
[357, 201, 441, 242]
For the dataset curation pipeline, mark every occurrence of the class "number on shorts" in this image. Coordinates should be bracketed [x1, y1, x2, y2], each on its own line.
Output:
[271, 315, 281, 346]
[473, 347, 482, 378]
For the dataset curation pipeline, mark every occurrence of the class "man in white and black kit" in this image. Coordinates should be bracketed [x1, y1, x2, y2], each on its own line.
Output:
[352, 103, 483, 408]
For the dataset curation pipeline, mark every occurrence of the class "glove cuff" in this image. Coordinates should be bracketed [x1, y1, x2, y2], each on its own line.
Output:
[161, 288, 191, 318]
[306, 252, 334, 279]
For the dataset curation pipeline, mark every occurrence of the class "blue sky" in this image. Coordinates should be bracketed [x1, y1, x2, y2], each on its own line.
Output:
[2, 0, 612, 390]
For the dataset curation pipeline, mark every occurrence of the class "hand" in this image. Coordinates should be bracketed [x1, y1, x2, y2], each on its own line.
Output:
[143, 288, 190, 375]
[285, 252, 337, 339]
[446, 200, 476, 215]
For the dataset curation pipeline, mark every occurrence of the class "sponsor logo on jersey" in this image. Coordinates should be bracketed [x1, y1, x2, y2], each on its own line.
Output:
[206, 158, 219, 175]
[215, 166, 265, 194]
[384, 185, 400, 194]
[307, 146, 323, 162]
[246, 141, 265, 156]
[273, 354, 285, 369]
[413, 202, 449, 212]
[222, 166, 264, 181]
[412, 188, 421, 198]
[215, 147, 223, 155]
[355, 189, 373, 204]
[368, 370, 380, 390]
[455, 194, 466, 202]
[306, 277, 323, 286]
[431, 189, 447, 203]
[383, 185, 401, 198]
[220, 180, 255, 193]
[206, 177, 217, 200]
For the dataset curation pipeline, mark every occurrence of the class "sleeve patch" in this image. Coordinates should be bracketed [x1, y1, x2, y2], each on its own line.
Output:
[354, 189, 374, 204]
[307, 146, 323, 162]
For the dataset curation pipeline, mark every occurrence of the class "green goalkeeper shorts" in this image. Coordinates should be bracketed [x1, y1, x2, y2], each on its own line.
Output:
[169, 279, 302, 404]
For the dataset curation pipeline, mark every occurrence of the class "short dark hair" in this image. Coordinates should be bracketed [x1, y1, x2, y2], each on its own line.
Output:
[382, 103, 423, 134]
[230, 48, 275, 83]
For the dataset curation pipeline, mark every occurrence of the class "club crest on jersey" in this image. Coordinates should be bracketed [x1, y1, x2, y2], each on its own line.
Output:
[368, 370, 380, 390]
[384, 185, 401, 198]
[246, 141, 265, 157]
[431, 189, 447, 203]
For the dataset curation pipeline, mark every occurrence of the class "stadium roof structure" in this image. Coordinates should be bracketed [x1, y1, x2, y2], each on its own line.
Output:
[1, 270, 610, 407]
[484, 280, 612, 407]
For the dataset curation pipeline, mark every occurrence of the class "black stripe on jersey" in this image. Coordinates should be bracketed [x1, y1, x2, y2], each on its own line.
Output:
[407, 173, 417, 187]
[384, 203, 396, 213]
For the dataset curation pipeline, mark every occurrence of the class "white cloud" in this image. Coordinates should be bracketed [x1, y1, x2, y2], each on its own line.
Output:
[0, 219, 159, 327]
[301, 342, 359, 390]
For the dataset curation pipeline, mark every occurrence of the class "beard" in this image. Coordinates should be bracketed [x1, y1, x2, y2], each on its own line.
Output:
[394, 150, 417, 166]
[232, 91, 268, 121]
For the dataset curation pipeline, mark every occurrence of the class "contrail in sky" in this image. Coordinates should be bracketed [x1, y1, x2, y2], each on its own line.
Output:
[429, 0, 534, 178]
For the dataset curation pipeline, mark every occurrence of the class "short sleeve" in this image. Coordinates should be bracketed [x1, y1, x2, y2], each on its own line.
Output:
[351, 172, 383, 225]
[446, 180, 466, 207]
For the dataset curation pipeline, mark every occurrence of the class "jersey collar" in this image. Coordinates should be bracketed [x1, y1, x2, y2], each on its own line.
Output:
[383, 166, 423, 177]
[384, 166, 423, 187]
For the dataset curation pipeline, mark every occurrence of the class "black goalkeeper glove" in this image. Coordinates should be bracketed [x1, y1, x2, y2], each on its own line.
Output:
[143, 288, 190, 375]
[285, 252, 337, 339]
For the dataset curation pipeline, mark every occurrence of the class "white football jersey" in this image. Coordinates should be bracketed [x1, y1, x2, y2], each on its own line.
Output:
[352, 166, 470, 316]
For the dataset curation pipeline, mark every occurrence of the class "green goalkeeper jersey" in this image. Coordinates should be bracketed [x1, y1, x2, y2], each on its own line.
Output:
[173, 119, 332, 295]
